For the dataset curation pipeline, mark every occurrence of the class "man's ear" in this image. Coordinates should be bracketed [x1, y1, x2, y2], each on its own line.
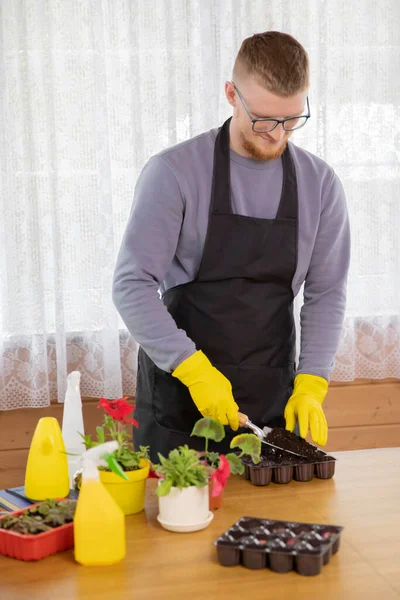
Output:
[225, 81, 236, 108]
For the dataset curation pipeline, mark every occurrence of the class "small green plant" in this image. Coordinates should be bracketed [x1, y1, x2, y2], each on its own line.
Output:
[0, 499, 77, 535]
[230, 433, 262, 464]
[155, 445, 209, 497]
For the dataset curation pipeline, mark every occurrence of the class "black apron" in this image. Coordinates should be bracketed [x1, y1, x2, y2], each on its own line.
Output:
[134, 118, 298, 463]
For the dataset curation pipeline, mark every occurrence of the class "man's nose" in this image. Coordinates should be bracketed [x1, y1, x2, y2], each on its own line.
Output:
[268, 123, 286, 141]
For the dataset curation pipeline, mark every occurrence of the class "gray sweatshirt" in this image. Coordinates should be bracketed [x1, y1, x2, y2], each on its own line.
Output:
[113, 128, 351, 381]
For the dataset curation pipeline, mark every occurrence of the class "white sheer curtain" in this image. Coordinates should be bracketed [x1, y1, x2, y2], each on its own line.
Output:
[1, 0, 399, 409]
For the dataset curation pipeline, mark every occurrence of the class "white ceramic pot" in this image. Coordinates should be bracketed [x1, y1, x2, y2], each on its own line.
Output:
[157, 484, 213, 532]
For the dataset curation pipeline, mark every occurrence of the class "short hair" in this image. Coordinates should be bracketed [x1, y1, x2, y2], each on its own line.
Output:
[233, 31, 309, 96]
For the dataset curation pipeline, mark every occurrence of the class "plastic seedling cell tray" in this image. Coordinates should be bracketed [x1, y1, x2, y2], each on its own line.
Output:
[214, 516, 343, 576]
[243, 428, 336, 486]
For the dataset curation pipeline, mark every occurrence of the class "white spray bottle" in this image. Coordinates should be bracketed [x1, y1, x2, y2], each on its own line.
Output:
[74, 441, 126, 566]
[62, 371, 85, 486]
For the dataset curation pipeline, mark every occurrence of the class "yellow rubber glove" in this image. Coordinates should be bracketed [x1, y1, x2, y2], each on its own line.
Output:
[284, 374, 329, 446]
[172, 350, 239, 430]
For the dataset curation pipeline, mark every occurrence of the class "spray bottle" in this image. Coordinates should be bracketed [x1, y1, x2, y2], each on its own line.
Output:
[25, 417, 70, 500]
[74, 441, 127, 566]
[62, 371, 85, 486]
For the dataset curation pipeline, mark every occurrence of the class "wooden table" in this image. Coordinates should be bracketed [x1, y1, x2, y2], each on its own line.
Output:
[2, 448, 400, 600]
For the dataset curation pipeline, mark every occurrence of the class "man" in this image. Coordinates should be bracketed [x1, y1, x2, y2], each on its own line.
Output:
[113, 31, 350, 462]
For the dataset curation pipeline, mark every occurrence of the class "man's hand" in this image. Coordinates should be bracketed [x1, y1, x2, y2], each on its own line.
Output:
[172, 351, 239, 430]
[284, 374, 329, 446]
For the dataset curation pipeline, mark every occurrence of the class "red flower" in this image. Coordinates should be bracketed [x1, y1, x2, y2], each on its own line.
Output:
[210, 454, 230, 498]
[97, 397, 138, 427]
[148, 468, 161, 479]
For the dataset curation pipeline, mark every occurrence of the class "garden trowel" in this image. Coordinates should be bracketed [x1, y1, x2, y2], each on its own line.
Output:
[237, 412, 308, 458]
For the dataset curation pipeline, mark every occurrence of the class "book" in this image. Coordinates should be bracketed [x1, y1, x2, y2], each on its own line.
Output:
[0, 486, 78, 513]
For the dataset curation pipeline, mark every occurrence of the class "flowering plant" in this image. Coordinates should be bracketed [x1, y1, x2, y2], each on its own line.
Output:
[152, 418, 261, 498]
[190, 417, 246, 497]
[79, 396, 149, 472]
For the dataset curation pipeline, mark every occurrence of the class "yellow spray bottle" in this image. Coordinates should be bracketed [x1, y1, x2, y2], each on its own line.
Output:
[25, 417, 70, 500]
[74, 441, 126, 566]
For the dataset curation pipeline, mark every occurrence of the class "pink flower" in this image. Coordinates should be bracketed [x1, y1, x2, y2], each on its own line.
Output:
[210, 454, 230, 497]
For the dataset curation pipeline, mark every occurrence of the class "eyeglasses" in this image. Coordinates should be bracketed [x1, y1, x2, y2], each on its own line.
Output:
[231, 81, 310, 133]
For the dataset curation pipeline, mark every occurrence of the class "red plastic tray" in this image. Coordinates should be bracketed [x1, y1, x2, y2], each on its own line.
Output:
[0, 502, 74, 561]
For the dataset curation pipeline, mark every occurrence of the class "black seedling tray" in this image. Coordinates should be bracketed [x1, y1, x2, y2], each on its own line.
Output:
[242, 453, 336, 486]
[241, 429, 336, 485]
[214, 516, 343, 576]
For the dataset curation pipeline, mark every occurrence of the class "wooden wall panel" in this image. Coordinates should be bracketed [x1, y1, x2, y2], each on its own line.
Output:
[0, 449, 29, 490]
[324, 382, 400, 428]
[324, 424, 400, 452]
[0, 398, 100, 452]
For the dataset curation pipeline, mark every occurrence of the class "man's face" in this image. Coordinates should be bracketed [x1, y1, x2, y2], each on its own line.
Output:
[226, 77, 308, 161]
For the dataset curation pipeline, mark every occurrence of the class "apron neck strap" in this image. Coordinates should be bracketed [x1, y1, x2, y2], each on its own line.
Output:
[210, 118, 232, 214]
[276, 146, 298, 221]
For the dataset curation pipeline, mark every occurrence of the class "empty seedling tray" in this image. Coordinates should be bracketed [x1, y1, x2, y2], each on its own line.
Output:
[214, 516, 343, 576]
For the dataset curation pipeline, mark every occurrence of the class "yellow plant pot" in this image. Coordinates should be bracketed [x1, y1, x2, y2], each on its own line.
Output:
[99, 459, 150, 515]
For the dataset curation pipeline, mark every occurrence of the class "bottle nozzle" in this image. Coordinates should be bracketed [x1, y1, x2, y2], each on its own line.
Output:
[82, 441, 128, 482]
